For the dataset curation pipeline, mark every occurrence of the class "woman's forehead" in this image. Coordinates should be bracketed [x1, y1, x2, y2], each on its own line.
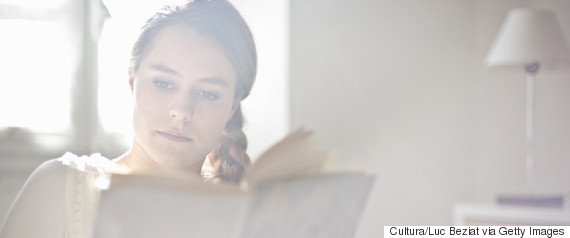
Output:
[140, 26, 237, 85]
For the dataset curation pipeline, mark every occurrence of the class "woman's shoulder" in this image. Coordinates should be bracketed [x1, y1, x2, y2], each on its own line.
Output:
[0, 152, 124, 237]
[55, 152, 126, 190]
[16, 152, 118, 187]
[21, 152, 115, 189]
[7, 152, 118, 205]
[22, 157, 70, 194]
[0, 157, 70, 237]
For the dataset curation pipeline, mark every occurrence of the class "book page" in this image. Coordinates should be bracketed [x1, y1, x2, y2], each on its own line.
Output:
[247, 128, 337, 184]
[93, 174, 248, 238]
[239, 173, 375, 238]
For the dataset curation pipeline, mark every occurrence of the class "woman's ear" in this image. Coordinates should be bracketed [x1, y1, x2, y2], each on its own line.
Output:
[128, 67, 135, 94]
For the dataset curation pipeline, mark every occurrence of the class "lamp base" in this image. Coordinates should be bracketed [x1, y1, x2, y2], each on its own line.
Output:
[497, 194, 565, 208]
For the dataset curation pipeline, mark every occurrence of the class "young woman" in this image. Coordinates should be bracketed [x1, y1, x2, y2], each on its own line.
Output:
[0, 0, 257, 237]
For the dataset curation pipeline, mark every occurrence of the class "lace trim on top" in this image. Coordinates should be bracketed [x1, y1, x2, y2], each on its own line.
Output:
[57, 152, 126, 190]
[55, 152, 127, 238]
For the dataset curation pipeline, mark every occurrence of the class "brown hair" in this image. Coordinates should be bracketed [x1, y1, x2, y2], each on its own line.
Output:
[130, 0, 257, 183]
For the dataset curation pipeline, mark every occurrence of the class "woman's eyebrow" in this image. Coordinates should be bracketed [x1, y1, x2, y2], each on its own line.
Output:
[149, 63, 229, 88]
[199, 77, 230, 88]
[149, 63, 179, 75]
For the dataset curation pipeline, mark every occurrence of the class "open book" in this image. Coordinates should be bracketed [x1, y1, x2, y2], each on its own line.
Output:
[93, 129, 375, 238]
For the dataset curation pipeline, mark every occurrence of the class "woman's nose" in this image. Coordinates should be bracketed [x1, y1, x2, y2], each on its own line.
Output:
[168, 95, 194, 122]
[169, 109, 191, 122]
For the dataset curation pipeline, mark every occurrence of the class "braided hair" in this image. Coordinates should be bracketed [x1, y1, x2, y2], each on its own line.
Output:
[130, 0, 257, 183]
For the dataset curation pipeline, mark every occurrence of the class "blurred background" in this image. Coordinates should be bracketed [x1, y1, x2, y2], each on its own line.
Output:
[1, 0, 569, 237]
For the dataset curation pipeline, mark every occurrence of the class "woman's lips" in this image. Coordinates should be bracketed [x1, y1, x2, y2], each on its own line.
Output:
[157, 131, 192, 142]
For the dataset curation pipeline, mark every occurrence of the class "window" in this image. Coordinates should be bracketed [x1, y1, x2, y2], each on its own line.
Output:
[0, 0, 113, 156]
[0, 19, 71, 133]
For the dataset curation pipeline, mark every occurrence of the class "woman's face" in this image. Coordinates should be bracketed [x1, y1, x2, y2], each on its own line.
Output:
[129, 25, 238, 172]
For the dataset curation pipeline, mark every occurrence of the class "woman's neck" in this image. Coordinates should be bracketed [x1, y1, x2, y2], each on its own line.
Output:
[113, 139, 203, 177]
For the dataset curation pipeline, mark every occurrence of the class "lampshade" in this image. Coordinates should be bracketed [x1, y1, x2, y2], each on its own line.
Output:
[486, 8, 570, 67]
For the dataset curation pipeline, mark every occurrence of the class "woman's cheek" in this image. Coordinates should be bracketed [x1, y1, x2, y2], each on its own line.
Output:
[134, 87, 164, 131]
[139, 86, 163, 111]
[192, 103, 230, 139]
[203, 99, 234, 122]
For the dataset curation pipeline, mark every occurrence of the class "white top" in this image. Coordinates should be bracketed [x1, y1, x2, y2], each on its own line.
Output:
[0, 153, 126, 238]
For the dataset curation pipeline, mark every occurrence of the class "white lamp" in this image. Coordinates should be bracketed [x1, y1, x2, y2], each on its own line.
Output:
[486, 8, 570, 206]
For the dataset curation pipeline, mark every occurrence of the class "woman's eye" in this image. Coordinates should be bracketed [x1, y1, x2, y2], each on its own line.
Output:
[153, 79, 174, 90]
[197, 90, 219, 101]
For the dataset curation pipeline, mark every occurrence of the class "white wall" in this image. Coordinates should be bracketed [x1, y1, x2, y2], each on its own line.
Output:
[290, 0, 570, 236]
